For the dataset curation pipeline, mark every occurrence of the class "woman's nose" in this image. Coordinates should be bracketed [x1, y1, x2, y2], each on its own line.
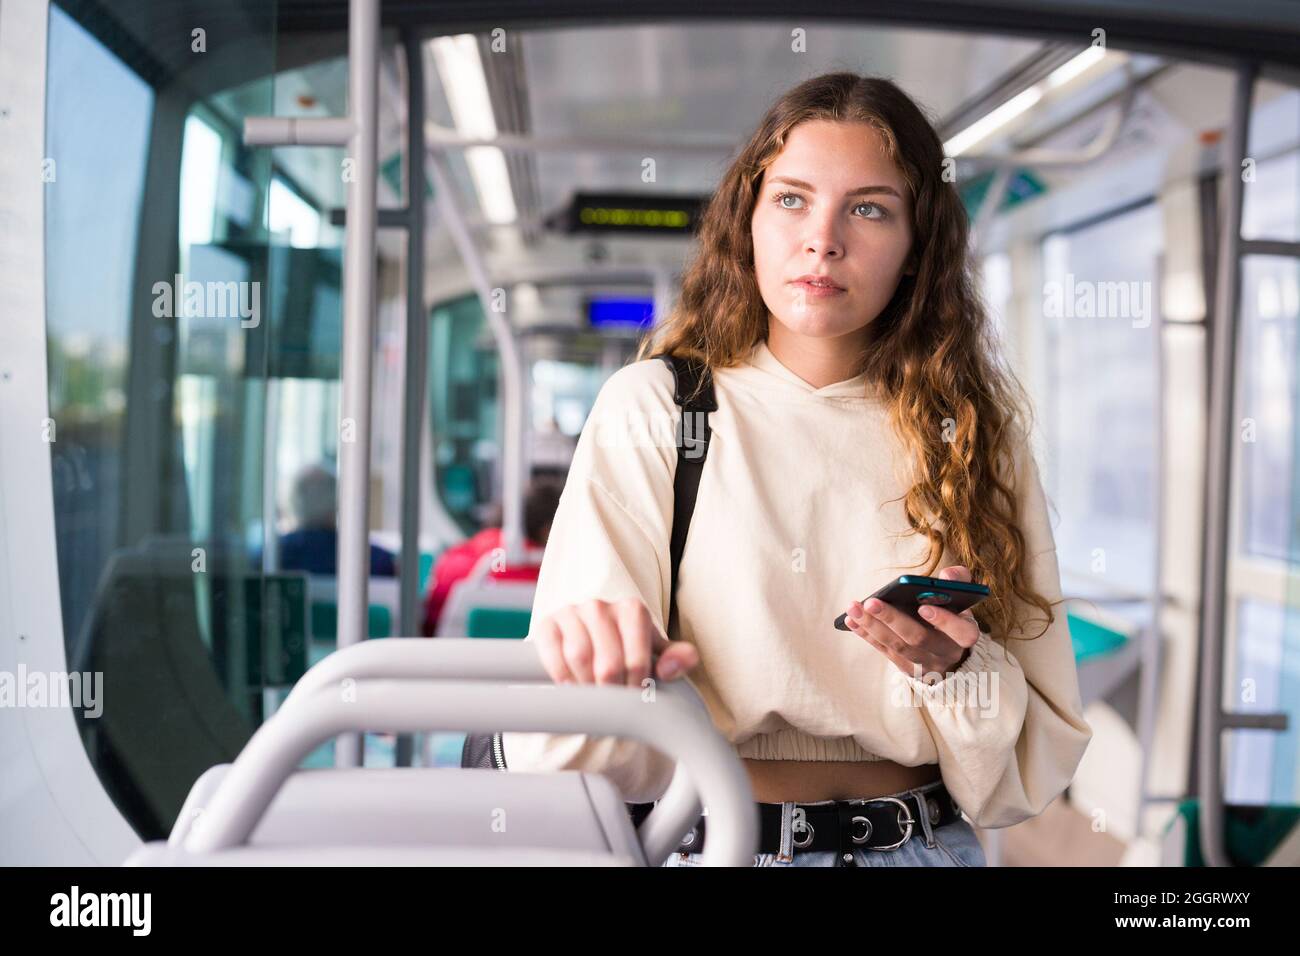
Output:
[805, 236, 843, 258]
[804, 217, 843, 258]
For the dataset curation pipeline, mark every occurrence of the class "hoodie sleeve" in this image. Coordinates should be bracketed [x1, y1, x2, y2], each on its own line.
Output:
[500, 360, 684, 804]
[901, 433, 1094, 829]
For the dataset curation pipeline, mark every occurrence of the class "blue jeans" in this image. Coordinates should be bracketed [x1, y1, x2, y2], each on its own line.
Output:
[661, 781, 988, 867]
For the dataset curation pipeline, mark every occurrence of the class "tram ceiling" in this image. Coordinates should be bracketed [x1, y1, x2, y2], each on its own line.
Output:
[56, 0, 1300, 91]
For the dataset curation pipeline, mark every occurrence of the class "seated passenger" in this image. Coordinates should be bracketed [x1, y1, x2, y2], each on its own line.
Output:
[421, 476, 563, 636]
[274, 464, 397, 577]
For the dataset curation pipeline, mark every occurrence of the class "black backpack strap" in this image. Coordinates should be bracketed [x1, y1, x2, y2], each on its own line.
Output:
[655, 354, 717, 614]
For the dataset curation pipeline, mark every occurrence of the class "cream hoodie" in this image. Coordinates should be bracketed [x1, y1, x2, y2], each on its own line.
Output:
[502, 340, 1093, 828]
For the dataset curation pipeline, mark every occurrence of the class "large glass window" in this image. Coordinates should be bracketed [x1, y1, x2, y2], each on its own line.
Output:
[45, 1, 287, 839]
[980, 251, 1012, 345]
[1226, 86, 1300, 805]
[268, 176, 324, 248]
[1238, 255, 1300, 562]
[1242, 83, 1299, 244]
[45, 3, 153, 652]
[1225, 598, 1299, 805]
[1221, 66, 1300, 807]
[1040, 202, 1163, 594]
[429, 295, 500, 533]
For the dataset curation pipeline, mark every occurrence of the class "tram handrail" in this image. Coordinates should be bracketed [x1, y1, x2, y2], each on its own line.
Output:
[186, 681, 756, 866]
[254, 638, 755, 866]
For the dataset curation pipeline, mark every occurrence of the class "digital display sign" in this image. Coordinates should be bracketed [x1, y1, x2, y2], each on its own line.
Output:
[587, 297, 655, 329]
[559, 192, 706, 236]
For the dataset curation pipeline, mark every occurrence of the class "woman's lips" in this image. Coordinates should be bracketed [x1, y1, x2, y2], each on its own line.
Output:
[790, 279, 846, 298]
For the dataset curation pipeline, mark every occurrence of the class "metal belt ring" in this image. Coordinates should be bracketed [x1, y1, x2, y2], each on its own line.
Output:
[792, 820, 815, 849]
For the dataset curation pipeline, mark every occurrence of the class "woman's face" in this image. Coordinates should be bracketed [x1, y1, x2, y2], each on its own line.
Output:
[750, 119, 915, 345]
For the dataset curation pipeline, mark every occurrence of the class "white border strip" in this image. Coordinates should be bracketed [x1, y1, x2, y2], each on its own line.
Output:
[0, 0, 141, 864]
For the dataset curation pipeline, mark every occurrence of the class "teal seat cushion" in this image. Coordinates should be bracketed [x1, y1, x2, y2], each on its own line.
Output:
[1067, 611, 1128, 663]
[310, 601, 392, 641]
[466, 607, 532, 639]
[1166, 798, 1300, 866]
[418, 552, 436, 593]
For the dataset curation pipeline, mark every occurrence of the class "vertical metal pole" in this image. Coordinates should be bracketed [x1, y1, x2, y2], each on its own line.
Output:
[1136, 266, 1167, 827]
[425, 151, 527, 566]
[395, 32, 427, 767]
[261, 379, 280, 574]
[1198, 62, 1255, 867]
[399, 33, 427, 641]
[334, 0, 380, 768]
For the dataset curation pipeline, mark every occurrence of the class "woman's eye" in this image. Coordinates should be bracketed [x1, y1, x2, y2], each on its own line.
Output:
[772, 191, 887, 220]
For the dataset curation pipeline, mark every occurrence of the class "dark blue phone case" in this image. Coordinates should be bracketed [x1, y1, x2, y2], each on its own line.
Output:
[834, 575, 990, 630]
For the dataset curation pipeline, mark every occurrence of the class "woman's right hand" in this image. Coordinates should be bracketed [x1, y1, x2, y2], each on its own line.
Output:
[533, 597, 700, 688]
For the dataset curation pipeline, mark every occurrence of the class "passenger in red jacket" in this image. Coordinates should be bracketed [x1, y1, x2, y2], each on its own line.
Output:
[421, 476, 564, 636]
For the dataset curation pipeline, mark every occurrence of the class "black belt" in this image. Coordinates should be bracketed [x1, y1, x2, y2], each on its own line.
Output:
[627, 781, 961, 857]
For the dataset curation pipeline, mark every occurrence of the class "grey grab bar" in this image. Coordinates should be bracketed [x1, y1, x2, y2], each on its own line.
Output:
[279, 638, 721, 863]
[190, 639, 757, 866]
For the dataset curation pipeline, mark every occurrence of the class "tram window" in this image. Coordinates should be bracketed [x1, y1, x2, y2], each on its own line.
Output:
[1243, 84, 1299, 244]
[273, 379, 343, 521]
[430, 296, 502, 534]
[45, 2, 155, 654]
[1225, 82, 1299, 811]
[179, 115, 222, 257]
[1238, 256, 1300, 563]
[44, 0, 293, 838]
[269, 177, 324, 248]
[980, 252, 1012, 345]
[1040, 202, 1162, 593]
[1225, 599, 1298, 805]
[1242, 149, 1299, 244]
[532, 359, 604, 437]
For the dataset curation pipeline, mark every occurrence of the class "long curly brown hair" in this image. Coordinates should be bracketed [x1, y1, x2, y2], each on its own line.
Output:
[635, 72, 1056, 643]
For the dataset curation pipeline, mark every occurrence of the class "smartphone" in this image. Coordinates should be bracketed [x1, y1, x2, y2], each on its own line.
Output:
[833, 575, 990, 631]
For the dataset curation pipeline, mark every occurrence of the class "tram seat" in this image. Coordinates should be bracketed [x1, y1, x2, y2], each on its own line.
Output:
[122, 638, 758, 866]
[1068, 610, 1141, 707]
[416, 602, 531, 764]
[126, 846, 638, 866]
[466, 606, 532, 638]
[434, 547, 543, 638]
[307, 574, 396, 642]
[73, 538, 258, 840]
[155, 763, 647, 863]
[1160, 798, 1300, 866]
[1068, 611, 1129, 663]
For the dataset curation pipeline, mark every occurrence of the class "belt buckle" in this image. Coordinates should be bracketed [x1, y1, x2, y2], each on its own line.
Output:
[865, 795, 915, 851]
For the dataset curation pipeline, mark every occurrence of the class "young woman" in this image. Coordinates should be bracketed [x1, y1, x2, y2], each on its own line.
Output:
[501, 73, 1092, 867]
